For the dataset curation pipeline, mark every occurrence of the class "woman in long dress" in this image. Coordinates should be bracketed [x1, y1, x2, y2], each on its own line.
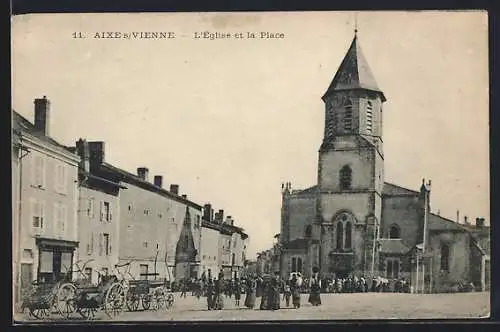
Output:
[206, 278, 215, 310]
[260, 279, 269, 310]
[214, 278, 224, 310]
[269, 273, 281, 310]
[308, 272, 322, 306]
[290, 275, 301, 309]
[244, 277, 257, 309]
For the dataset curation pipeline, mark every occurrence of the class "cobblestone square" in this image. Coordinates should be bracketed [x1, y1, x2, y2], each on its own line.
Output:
[16, 291, 490, 322]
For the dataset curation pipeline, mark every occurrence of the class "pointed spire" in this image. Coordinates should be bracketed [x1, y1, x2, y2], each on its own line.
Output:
[322, 32, 386, 102]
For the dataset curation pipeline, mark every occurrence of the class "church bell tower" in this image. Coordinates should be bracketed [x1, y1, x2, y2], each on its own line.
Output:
[317, 31, 386, 277]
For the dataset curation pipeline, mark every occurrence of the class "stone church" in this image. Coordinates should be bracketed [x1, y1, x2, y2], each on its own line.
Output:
[279, 32, 490, 292]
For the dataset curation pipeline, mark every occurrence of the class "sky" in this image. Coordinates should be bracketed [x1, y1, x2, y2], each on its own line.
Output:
[11, 11, 489, 258]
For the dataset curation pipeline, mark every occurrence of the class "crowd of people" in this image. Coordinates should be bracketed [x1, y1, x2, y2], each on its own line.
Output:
[171, 269, 411, 311]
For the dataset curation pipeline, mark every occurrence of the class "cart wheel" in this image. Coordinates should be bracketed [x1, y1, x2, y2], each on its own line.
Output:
[104, 283, 125, 319]
[142, 294, 152, 310]
[78, 307, 97, 320]
[126, 293, 140, 312]
[29, 308, 50, 320]
[56, 283, 77, 318]
[165, 293, 174, 309]
[154, 291, 167, 310]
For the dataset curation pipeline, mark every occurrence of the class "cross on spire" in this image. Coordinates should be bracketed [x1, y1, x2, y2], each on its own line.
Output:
[354, 12, 358, 36]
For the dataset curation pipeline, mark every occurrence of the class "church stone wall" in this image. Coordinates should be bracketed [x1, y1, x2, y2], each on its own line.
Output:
[287, 195, 316, 242]
[319, 149, 374, 191]
[319, 193, 370, 223]
[381, 195, 420, 246]
[429, 231, 471, 292]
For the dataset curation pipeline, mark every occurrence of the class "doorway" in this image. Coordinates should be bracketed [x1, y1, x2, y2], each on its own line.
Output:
[38, 249, 73, 283]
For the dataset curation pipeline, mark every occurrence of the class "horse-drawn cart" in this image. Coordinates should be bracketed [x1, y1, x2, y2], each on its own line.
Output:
[126, 273, 174, 312]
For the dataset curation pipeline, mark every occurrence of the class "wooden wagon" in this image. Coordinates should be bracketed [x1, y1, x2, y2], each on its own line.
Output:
[125, 273, 174, 312]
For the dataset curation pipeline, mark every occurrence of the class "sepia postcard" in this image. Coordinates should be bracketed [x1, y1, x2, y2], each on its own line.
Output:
[11, 11, 490, 322]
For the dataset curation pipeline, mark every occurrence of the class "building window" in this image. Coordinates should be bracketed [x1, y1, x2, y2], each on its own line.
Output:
[343, 98, 353, 132]
[33, 155, 45, 187]
[103, 233, 110, 256]
[88, 198, 95, 218]
[440, 244, 450, 272]
[366, 100, 373, 134]
[101, 267, 108, 276]
[55, 164, 67, 194]
[128, 204, 133, 212]
[100, 201, 111, 222]
[140, 264, 149, 280]
[143, 241, 148, 248]
[386, 259, 400, 279]
[55, 203, 67, 236]
[336, 222, 343, 250]
[389, 224, 401, 239]
[339, 165, 352, 190]
[31, 200, 45, 230]
[87, 233, 94, 255]
[345, 222, 352, 249]
[232, 253, 236, 266]
[291, 257, 297, 272]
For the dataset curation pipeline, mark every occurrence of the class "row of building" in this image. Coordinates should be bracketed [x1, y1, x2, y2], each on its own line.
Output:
[12, 96, 249, 305]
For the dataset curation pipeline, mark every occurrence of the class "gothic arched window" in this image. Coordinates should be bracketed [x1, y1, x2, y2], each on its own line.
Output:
[345, 222, 352, 249]
[343, 98, 353, 132]
[389, 224, 401, 239]
[336, 221, 344, 250]
[334, 212, 356, 252]
[440, 243, 450, 272]
[340, 165, 352, 190]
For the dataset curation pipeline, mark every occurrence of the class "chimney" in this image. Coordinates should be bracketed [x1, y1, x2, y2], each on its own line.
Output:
[218, 210, 224, 223]
[137, 167, 149, 181]
[88, 141, 105, 169]
[457, 210, 460, 223]
[75, 138, 90, 173]
[34, 96, 51, 136]
[170, 184, 179, 195]
[476, 217, 485, 228]
[181, 194, 187, 199]
[464, 215, 469, 225]
[153, 175, 163, 188]
[203, 204, 213, 221]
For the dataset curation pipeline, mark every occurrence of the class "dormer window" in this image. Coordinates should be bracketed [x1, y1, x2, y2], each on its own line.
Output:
[367, 100, 373, 134]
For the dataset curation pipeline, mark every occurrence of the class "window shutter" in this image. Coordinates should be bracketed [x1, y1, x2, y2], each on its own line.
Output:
[62, 165, 67, 193]
[109, 205, 112, 222]
[31, 200, 37, 228]
[100, 201, 104, 222]
[61, 205, 66, 234]
[39, 201, 45, 229]
[90, 233, 94, 255]
[99, 233, 103, 256]
[109, 234, 112, 255]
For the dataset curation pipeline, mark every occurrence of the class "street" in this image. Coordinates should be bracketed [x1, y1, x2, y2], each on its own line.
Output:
[16, 291, 490, 322]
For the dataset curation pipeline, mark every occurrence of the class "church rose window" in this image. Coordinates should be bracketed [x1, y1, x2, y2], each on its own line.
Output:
[340, 165, 352, 190]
